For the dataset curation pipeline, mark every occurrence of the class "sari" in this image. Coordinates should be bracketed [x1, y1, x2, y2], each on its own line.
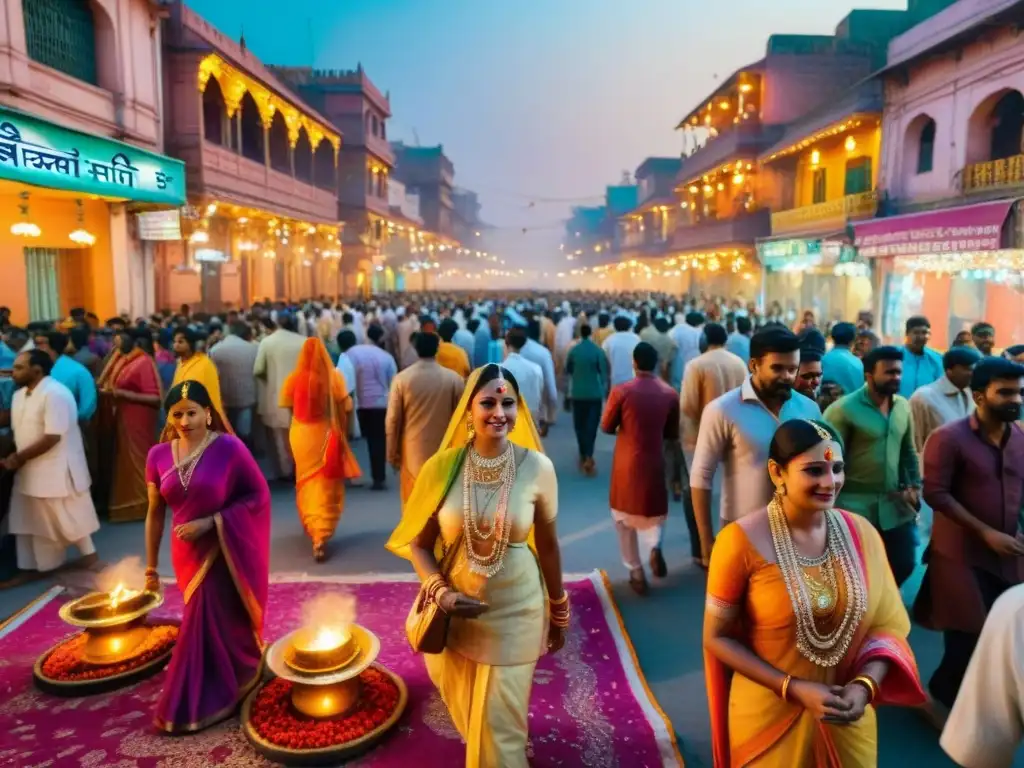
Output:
[146, 431, 271, 733]
[704, 511, 926, 767]
[387, 366, 549, 768]
[108, 350, 162, 522]
[172, 353, 233, 434]
[280, 338, 361, 550]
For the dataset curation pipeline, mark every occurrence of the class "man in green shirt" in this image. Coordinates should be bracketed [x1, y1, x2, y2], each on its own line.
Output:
[566, 324, 609, 475]
[824, 345, 922, 586]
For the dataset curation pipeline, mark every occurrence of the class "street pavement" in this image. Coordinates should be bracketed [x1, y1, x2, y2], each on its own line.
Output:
[0, 421, 983, 767]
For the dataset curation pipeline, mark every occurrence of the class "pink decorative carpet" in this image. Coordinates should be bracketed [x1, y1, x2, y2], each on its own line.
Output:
[0, 571, 681, 767]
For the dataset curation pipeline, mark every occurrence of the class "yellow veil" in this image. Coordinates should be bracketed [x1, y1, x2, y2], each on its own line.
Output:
[385, 364, 544, 562]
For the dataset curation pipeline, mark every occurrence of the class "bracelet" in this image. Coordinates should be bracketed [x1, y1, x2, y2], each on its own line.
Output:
[851, 675, 878, 703]
[145, 566, 159, 576]
[550, 613, 570, 629]
[780, 674, 792, 701]
[549, 591, 569, 607]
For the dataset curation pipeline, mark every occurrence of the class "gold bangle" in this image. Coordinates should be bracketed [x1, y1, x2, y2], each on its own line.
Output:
[549, 592, 569, 606]
[550, 614, 570, 628]
[851, 675, 878, 703]
[780, 674, 792, 701]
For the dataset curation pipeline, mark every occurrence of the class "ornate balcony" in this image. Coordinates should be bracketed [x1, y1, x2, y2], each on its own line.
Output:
[962, 155, 1024, 193]
[770, 190, 879, 237]
[672, 208, 771, 252]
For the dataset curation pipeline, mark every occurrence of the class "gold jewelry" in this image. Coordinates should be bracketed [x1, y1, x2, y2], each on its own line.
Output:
[852, 674, 878, 703]
[806, 419, 831, 441]
[767, 497, 866, 667]
[466, 415, 476, 442]
[206, 414, 212, 426]
[779, 482, 787, 497]
[549, 592, 569, 606]
[175, 430, 216, 493]
[181, 381, 190, 401]
[462, 443, 516, 577]
[780, 674, 793, 701]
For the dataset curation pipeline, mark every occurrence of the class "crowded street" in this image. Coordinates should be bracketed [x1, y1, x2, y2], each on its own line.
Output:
[3, 0, 1024, 765]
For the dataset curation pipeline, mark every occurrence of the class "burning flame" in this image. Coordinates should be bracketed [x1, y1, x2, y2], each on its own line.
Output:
[95, 557, 146, 606]
[298, 591, 357, 649]
[108, 583, 140, 609]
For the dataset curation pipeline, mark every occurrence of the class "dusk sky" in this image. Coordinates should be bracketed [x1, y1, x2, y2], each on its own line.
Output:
[189, 0, 906, 266]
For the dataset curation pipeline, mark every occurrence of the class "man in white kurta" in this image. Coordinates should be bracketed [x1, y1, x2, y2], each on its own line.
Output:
[6, 351, 99, 573]
[254, 314, 305, 479]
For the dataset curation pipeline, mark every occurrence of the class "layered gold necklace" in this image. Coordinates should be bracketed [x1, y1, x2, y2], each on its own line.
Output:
[767, 497, 866, 667]
[461, 443, 516, 577]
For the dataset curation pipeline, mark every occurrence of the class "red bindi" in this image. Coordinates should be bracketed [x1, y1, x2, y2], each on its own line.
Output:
[495, 384, 507, 394]
[824, 446, 834, 462]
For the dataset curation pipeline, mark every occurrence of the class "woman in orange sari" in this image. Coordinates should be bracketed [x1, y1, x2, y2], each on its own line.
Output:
[704, 419, 925, 767]
[109, 329, 163, 521]
[280, 338, 360, 561]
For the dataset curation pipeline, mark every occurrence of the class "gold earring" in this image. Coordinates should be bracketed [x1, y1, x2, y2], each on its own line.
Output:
[779, 482, 787, 497]
[207, 414, 212, 426]
[466, 415, 476, 442]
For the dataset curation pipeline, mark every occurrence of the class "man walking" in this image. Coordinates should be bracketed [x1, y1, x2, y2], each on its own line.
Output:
[603, 315, 641, 389]
[917, 358, 1024, 711]
[436, 318, 471, 378]
[824, 346, 922, 586]
[3, 349, 99, 583]
[565, 324, 609, 475]
[386, 332, 465, 503]
[601, 342, 679, 595]
[690, 326, 821, 566]
[900, 315, 944, 397]
[909, 346, 980, 454]
[523, 319, 558, 435]
[501, 328, 544, 418]
[254, 313, 305, 480]
[821, 321, 863, 398]
[347, 323, 397, 491]
[210, 321, 259, 448]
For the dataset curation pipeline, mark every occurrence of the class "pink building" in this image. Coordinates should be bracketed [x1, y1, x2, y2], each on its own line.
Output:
[865, 0, 1024, 348]
[159, 2, 342, 311]
[0, 0, 186, 323]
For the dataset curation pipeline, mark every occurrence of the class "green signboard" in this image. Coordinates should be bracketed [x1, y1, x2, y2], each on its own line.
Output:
[757, 238, 858, 271]
[0, 105, 186, 205]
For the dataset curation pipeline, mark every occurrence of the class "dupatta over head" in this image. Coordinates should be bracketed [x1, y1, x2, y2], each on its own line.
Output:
[284, 337, 360, 481]
[386, 364, 544, 562]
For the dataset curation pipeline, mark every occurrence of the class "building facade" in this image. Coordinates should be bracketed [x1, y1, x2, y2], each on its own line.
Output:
[0, 0, 186, 323]
[616, 158, 682, 288]
[861, 0, 1024, 347]
[160, 3, 342, 312]
[273, 65, 396, 297]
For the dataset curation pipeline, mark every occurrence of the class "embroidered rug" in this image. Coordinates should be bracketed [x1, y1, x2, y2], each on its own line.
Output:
[0, 571, 681, 767]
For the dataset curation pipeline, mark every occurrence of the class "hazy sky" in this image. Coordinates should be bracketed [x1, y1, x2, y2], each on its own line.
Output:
[189, 0, 907, 265]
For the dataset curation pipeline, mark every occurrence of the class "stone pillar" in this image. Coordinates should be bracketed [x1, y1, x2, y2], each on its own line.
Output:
[108, 204, 133, 316]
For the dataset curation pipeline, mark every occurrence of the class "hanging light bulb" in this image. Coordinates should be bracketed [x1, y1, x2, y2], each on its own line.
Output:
[69, 199, 96, 246]
[11, 191, 40, 238]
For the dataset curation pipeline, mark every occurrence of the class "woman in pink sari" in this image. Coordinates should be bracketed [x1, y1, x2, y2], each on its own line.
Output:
[143, 379, 270, 734]
[109, 329, 163, 522]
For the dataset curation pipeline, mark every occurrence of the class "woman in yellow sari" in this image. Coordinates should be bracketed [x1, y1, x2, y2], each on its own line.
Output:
[171, 327, 232, 433]
[281, 338, 361, 561]
[704, 419, 925, 767]
[386, 363, 568, 768]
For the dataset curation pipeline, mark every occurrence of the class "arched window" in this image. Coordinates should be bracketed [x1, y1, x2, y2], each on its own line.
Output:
[990, 90, 1024, 160]
[268, 112, 290, 174]
[917, 119, 936, 174]
[202, 78, 228, 146]
[24, 0, 98, 85]
[239, 92, 265, 164]
[294, 127, 313, 183]
[372, 114, 379, 137]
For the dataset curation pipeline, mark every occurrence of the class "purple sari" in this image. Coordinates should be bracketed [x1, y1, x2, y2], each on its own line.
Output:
[145, 434, 271, 733]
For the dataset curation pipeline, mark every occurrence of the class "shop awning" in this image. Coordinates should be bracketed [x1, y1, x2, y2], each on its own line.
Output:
[853, 199, 1015, 258]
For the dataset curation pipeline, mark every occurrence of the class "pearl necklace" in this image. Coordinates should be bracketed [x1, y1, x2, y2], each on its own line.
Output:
[767, 498, 866, 667]
[462, 443, 515, 577]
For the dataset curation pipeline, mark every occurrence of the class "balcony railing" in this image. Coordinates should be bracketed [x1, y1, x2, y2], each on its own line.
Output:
[676, 123, 779, 189]
[672, 207, 771, 252]
[770, 190, 878, 236]
[963, 155, 1024, 193]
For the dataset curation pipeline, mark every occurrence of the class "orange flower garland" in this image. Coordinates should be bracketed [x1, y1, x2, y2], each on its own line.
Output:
[251, 668, 401, 750]
[41, 625, 179, 682]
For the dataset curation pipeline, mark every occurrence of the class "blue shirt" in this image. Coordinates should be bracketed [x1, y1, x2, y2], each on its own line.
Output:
[51, 354, 97, 420]
[821, 346, 865, 397]
[899, 346, 944, 399]
[725, 332, 750, 364]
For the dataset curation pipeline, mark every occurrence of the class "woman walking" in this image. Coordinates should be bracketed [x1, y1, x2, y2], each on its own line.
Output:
[280, 338, 360, 561]
[387, 363, 567, 768]
[143, 380, 271, 733]
[703, 419, 925, 766]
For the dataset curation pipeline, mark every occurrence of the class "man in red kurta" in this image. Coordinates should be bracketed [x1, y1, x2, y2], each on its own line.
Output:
[601, 341, 680, 595]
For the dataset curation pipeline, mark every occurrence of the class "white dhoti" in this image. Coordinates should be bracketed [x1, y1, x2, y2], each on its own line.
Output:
[9, 490, 100, 572]
[612, 509, 666, 571]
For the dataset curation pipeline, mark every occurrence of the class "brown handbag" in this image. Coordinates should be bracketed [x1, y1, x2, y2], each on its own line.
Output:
[405, 531, 464, 654]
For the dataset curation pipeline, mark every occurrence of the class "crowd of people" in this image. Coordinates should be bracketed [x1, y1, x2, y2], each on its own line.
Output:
[0, 291, 1021, 766]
